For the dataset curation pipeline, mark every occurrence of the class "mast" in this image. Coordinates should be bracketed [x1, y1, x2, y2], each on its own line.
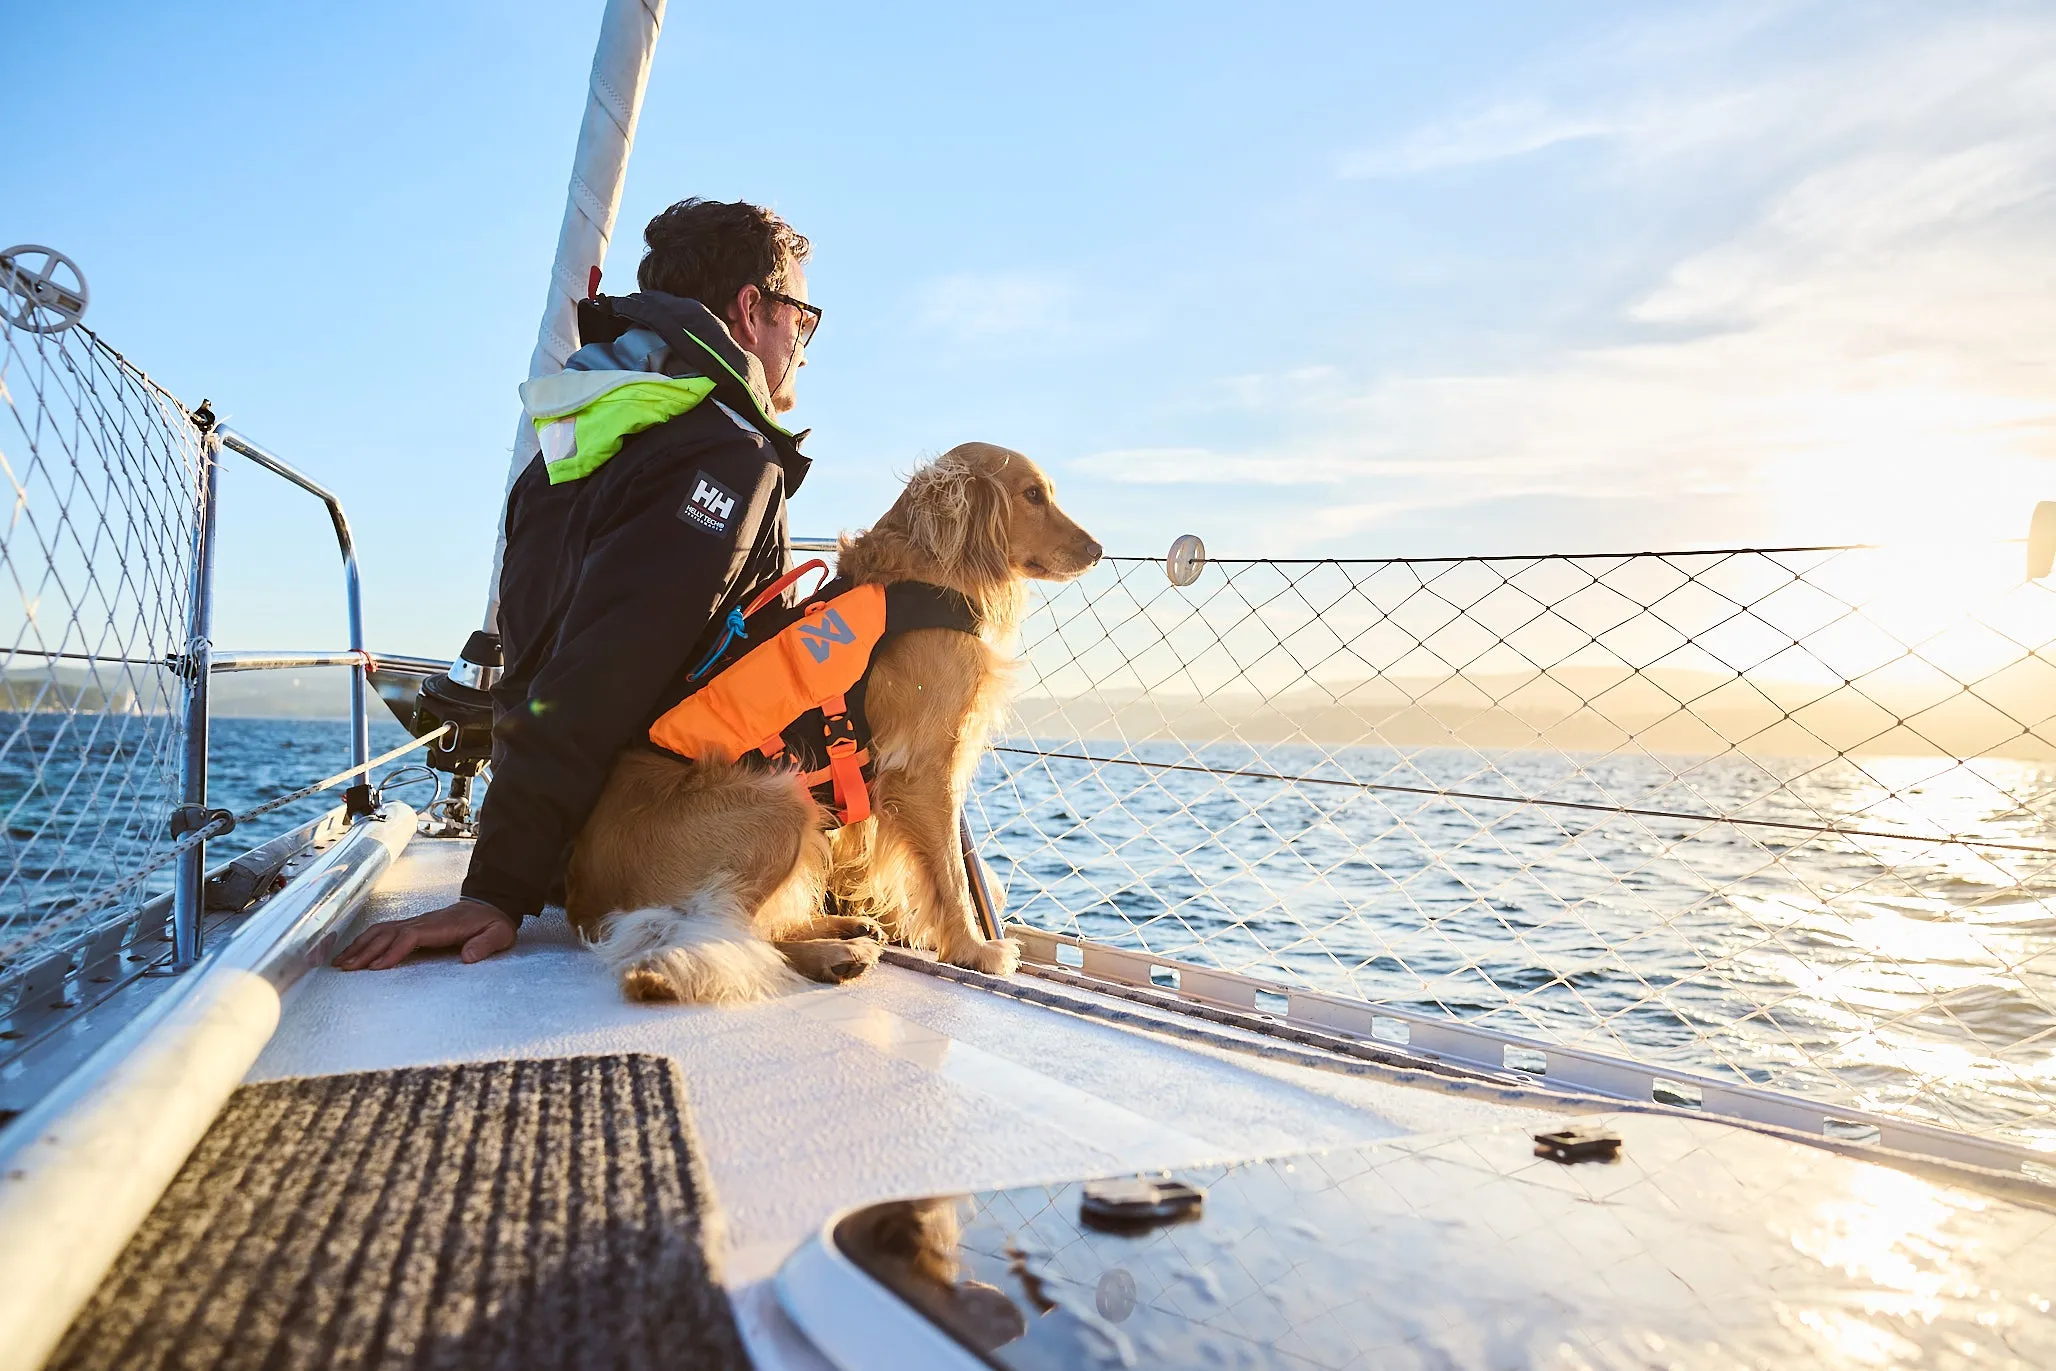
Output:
[400, 0, 665, 834]
[482, 0, 667, 631]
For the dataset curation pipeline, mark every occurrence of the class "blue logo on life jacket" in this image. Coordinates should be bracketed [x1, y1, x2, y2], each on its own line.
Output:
[797, 607, 856, 663]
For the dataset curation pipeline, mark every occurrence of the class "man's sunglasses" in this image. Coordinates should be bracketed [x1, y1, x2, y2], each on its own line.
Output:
[760, 287, 822, 347]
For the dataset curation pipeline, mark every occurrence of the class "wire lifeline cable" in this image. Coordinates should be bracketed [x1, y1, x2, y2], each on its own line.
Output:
[1097, 542, 1884, 566]
[991, 745, 2056, 858]
[1096, 535, 2033, 567]
[1, 649, 177, 666]
[0, 725, 452, 968]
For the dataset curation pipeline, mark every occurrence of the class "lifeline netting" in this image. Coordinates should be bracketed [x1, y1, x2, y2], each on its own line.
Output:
[0, 309, 201, 984]
[971, 544, 2056, 1149]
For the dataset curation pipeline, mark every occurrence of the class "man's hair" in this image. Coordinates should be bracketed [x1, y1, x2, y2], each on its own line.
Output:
[636, 198, 811, 319]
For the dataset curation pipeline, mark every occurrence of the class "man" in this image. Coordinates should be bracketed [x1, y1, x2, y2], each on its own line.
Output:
[337, 198, 820, 970]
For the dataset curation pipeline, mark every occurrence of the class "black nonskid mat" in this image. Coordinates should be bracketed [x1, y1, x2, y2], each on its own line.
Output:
[49, 1054, 751, 1371]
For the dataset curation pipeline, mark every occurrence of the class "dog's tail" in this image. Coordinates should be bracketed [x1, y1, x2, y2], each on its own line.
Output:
[587, 890, 806, 1004]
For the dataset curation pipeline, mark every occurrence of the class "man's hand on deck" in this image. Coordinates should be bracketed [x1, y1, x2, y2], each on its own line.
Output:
[334, 898, 518, 970]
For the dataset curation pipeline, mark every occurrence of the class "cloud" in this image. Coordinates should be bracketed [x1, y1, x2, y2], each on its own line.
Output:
[1122, 6, 2056, 552]
[1338, 100, 1619, 179]
[915, 270, 1075, 341]
[1076, 446, 1425, 486]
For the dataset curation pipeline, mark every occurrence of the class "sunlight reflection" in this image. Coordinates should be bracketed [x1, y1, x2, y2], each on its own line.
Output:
[1786, 1307, 1919, 1368]
[1785, 1163, 1969, 1326]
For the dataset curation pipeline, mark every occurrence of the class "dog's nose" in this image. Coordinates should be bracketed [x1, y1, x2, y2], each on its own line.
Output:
[1082, 538, 1104, 567]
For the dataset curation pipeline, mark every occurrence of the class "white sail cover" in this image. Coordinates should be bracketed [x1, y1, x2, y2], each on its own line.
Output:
[485, 0, 667, 628]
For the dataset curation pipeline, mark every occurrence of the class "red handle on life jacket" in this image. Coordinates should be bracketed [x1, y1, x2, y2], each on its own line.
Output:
[744, 558, 830, 619]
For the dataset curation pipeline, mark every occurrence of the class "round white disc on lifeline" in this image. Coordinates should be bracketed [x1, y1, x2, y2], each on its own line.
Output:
[0, 246, 89, 334]
[1166, 533, 1207, 586]
[2028, 502, 2056, 581]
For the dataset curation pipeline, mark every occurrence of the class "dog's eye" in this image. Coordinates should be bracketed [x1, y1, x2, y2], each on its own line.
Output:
[1023, 486, 1047, 506]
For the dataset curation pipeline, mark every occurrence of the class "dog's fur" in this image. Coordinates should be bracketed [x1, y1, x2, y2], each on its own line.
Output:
[565, 442, 1101, 1004]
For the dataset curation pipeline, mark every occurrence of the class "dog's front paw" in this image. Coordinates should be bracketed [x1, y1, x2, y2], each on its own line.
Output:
[823, 914, 886, 942]
[623, 962, 682, 1002]
[825, 936, 884, 983]
[783, 936, 883, 984]
[959, 937, 1020, 977]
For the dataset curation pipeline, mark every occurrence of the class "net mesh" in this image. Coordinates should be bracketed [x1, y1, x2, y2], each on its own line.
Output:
[0, 310, 200, 981]
[972, 545, 2056, 1150]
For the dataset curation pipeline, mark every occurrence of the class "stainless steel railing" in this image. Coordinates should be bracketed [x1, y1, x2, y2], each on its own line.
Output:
[160, 421, 380, 970]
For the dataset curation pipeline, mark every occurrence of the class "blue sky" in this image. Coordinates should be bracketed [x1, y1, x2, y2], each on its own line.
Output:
[8, 0, 2054, 657]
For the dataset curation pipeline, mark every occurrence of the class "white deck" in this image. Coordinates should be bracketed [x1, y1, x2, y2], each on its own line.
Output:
[250, 836, 1556, 1365]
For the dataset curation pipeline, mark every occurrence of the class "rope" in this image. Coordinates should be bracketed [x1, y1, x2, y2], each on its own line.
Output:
[688, 558, 834, 681]
[992, 744, 2056, 858]
[0, 725, 451, 969]
[230, 725, 450, 829]
[687, 607, 748, 681]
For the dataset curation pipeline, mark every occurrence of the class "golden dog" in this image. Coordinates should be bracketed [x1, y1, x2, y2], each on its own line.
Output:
[565, 442, 1101, 1003]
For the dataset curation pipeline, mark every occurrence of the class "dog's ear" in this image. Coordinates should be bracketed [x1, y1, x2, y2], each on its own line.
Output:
[958, 467, 1012, 587]
[902, 455, 1012, 586]
[901, 461, 971, 568]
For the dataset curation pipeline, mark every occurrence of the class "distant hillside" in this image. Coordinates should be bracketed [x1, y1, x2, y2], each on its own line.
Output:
[205, 667, 360, 717]
[2, 664, 358, 718]
[12, 658, 2052, 759]
[0, 669, 158, 714]
[1010, 662, 2056, 762]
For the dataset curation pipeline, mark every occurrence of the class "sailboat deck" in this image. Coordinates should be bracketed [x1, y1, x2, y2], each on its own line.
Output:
[249, 837, 1556, 1364]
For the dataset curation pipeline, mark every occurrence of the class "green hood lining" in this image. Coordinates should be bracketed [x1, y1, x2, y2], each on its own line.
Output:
[675, 329, 792, 439]
[532, 375, 718, 484]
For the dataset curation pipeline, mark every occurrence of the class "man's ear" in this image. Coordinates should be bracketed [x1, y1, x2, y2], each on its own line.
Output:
[725, 284, 761, 344]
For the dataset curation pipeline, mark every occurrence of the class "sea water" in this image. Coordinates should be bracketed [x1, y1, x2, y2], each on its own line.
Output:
[2, 715, 2050, 1150]
[974, 739, 2056, 1149]
[0, 716, 421, 939]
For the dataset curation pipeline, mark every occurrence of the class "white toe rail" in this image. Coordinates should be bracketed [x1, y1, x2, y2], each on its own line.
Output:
[1010, 925, 2049, 1182]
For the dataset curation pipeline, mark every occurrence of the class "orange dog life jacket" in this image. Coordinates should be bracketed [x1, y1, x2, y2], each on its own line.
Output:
[647, 566, 980, 825]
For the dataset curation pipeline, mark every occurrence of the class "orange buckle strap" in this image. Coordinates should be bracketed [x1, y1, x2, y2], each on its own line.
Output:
[826, 742, 871, 824]
[815, 691, 869, 823]
[800, 748, 869, 789]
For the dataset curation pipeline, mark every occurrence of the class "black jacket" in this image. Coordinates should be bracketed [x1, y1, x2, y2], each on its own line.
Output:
[464, 293, 810, 919]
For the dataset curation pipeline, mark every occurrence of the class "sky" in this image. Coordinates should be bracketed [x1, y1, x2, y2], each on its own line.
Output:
[7, 0, 2055, 658]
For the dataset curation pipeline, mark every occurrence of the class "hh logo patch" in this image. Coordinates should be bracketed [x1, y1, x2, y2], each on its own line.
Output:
[798, 607, 856, 663]
[678, 471, 738, 535]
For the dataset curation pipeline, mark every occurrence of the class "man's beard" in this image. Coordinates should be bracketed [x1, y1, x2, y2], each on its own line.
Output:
[770, 351, 800, 414]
